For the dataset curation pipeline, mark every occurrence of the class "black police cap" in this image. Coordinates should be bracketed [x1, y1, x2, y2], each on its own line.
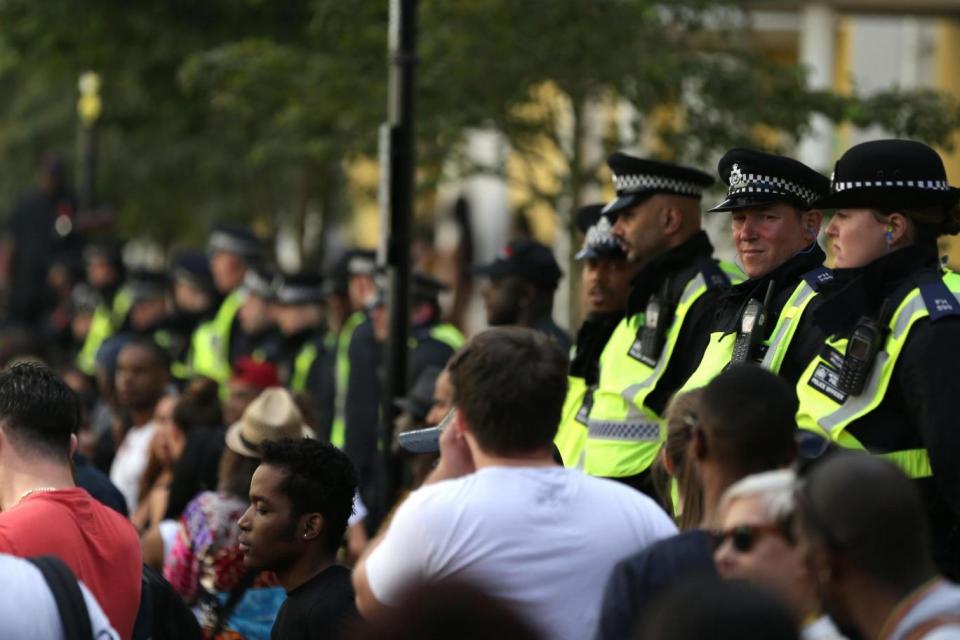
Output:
[394, 365, 443, 421]
[814, 139, 960, 210]
[345, 249, 378, 277]
[574, 203, 624, 261]
[602, 152, 714, 219]
[242, 264, 276, 300]
[412, 272, 450, 302]
[208, 222, 263, 259]
[274, 271, 325, 305]
[709, 148, 830, 213]
[126, 268, 169, 303]
[471, 239, 563, 291]
[171, 249, 216, 295]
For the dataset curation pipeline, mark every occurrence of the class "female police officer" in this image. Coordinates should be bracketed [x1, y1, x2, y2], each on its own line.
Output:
[794, 139, 960, 580]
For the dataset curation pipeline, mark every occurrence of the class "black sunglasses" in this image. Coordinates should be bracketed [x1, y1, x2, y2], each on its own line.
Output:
[711, 524, 790, 554]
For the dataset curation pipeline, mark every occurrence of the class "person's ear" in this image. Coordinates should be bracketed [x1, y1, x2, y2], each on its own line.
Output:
[802, 210, 823, 241]
[69, 433, 78, 458]
[661, 206, 682, 235]
[301, 513, 324, 541]
[660, 447, 676, 477]
[887, 212, 909, 246]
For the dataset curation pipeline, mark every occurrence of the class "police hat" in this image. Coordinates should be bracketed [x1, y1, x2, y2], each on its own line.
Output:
[242, 265, 276, 300]
[322, 253, 352, 296]
[274, 271, 325, 305]
[412, 272, 450, 302]
[346, 249, 378, 277]
[394, 365, 442, 421]
[171, 249, 216, 296]
[574, 203, 624, 261]
[602, 152, 714, 219]
[471, 239, 563, 291]
[83, 238, 124, 266]
[207, 223, 263, 260]
[126, 268, 169, 303]
[814, 139, 960, 211]
[708, 148, 830, 213]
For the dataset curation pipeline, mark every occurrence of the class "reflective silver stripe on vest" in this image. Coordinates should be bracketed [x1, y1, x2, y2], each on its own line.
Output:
[619, 272, 708, 401]
[760, 281, 816, 370]
[587, 419, 662, 442]
[818, 350, 889, 433]
[819, 289, 960, 433]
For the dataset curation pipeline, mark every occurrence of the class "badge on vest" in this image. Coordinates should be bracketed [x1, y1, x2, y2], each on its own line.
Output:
[807, 361, 848, 404]
[575, 387, 596, 426]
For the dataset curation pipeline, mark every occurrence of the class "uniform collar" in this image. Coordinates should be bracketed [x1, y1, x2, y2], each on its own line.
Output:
[626, 230, 714, 315]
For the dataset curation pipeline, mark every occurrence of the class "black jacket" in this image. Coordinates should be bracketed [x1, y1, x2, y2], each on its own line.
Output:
[623, 230, 733, 417]
[795, 243, 960, 579]
[709, 242, 826, 382]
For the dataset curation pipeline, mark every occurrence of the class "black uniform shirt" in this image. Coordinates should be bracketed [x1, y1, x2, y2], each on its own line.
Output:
[270, 565, 356, 640]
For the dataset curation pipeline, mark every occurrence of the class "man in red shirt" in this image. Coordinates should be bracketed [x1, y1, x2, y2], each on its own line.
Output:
[0, 362, 142, 640]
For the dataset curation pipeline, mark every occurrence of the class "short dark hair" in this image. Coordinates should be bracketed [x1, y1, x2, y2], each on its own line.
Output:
[447, 327, 568, 456]
[699, 364, 797, 476]
[0, 362, 80, 459]
[259, 438, 357, 554]
[800, 452, 934, 588]
[121, 336, 171, 372]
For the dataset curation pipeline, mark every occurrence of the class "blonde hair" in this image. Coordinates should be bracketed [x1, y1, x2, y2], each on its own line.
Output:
[652, 389, 703, 530]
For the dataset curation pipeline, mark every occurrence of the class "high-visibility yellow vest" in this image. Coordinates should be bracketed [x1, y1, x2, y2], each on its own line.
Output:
[795, 271, 960, 479]
[188, 290, 245, 385]
[409, 322, 466, 353]
[681, 274, 824, 391]
[331, 311, 366, 449]
[77, 289, 133, 375]
[291, 341, 318, 393]
[555, 376, 590, 468]
[583, 262, 742, 478]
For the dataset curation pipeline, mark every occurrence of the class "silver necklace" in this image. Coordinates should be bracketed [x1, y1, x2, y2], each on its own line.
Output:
[16, 486, 59, 505]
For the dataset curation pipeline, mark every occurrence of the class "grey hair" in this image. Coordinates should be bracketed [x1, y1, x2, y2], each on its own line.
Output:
[718, 469, 797, 528]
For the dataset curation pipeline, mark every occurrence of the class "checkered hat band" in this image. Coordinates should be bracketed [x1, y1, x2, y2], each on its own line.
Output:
[832, 179, 949, 193]
[728, 174, 818, 206]
[613, 173, 704, 197]
[276, 285, 325, 304]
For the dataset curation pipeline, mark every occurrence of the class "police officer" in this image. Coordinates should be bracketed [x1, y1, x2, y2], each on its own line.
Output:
[312, 255, 353, 443]
[76, 238, 128, 374]
[407, 272, 465, 384]
[472, 239, 572, 352]
[188, 223, 263, 385]
[555, 204, 635, 467]
[583, 152, 741, 490]
[163, 249, 218, 380]
[233, 263, 282, 364]
[681, 149, 830, 390]
[793, 139, 960, 579]
[271, 270, 326, 394]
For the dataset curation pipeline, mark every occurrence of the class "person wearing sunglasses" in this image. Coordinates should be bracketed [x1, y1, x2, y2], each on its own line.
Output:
[714, 469, 846, 640]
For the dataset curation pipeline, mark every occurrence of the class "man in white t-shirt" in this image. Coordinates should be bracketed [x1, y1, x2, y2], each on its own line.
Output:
[354, 327, 677, 640]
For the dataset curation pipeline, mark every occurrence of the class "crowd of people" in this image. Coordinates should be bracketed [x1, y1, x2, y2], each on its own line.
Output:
[0, 136, 957, 640]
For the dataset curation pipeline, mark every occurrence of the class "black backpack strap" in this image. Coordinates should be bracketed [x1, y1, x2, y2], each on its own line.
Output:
[28, 555, 94, 640]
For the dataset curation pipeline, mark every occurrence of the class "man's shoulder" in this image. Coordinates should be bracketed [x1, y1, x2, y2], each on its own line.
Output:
[615, 529, 714, 578]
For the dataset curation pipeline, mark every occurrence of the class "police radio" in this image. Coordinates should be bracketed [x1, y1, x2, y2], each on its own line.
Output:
[638, 279, 673, 365]
[838, 316, 886, 397]
[731, 280, 775, 364]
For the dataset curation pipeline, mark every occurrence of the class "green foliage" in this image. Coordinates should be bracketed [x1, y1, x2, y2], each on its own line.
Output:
[0, 0, 957, 257]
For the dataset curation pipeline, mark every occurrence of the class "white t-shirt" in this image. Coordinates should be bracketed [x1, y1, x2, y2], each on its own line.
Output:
[0, 553, 119, 639]
[110, 420, 157, 513]
[365, 465, 678, 640]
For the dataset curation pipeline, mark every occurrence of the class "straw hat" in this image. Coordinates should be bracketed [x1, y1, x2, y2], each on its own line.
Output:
[225, 387, 314, 458]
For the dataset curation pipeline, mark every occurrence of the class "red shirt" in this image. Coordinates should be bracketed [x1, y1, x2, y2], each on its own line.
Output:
[0, 487, 142, 640]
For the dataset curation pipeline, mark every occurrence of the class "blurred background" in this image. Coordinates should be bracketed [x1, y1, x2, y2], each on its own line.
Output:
[2, 0, 960, 332]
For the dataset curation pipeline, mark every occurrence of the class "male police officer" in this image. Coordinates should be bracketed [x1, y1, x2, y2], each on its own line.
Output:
[189, 223, 263, 385]
[271, 271, 326, 394]
[407, 273, 465, 385]
[555, 204, 635, 467]
[583, 153, 740, 490]
[681, 149, 830, 390]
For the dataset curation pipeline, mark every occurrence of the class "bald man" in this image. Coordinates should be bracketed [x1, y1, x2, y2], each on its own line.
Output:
[582, 153, 742, 491]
